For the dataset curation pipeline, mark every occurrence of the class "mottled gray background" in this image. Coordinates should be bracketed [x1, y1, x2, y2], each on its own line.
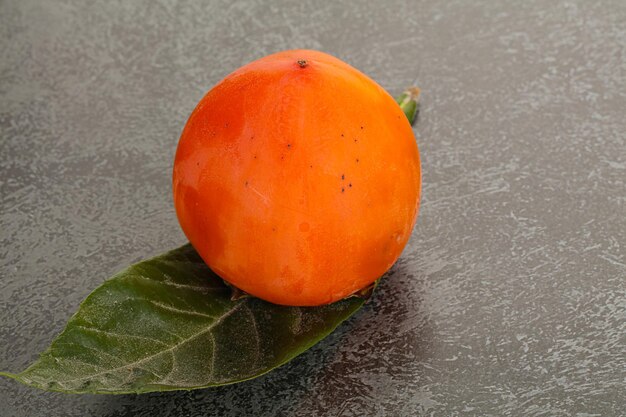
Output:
[1, 0, 625, 416]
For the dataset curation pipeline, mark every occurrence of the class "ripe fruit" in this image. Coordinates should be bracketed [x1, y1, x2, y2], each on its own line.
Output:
[173, 50, 420, 306]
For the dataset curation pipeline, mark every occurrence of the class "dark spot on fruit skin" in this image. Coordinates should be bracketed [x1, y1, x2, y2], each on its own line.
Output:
[360, 126, 364, 129]
[272, 227, 276, 232]
[349, 183, 352, 188]
[341, 133, 344, 137]
[245, 181, 248, 187]
[341, 188, 345, 193]
[196, 162, 200, 166]
[310, 165, 313, 168]
[354, 139, 358, 143]
[341, 174, 345, 180]
[356, 158, 359, 163]
[254, 155, 257, 159]
[287, 144, 291, 148]
[281, 155, 284, 160]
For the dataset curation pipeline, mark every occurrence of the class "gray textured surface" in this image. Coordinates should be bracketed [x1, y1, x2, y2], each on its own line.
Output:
[1, 0, 625, 415]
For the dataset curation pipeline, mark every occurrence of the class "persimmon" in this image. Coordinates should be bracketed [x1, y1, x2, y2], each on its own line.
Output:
[173, 50, 420, 306]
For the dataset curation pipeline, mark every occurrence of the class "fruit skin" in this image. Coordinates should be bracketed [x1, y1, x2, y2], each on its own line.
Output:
[173, 50, 421, 306]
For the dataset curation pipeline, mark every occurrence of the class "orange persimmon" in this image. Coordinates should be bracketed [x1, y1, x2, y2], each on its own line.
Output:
[173, 50, 420, 306]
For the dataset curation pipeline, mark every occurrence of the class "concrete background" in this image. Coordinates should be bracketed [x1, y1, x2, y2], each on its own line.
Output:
[1, 0, 625, 415]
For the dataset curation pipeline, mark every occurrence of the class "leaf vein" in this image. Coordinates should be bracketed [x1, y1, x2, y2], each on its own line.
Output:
[137, 298, 217, 319]
[73, 325, 169, 346]
[54, 342, 127, 365]
[130, 271, 226, 293]
[209, 333, 217, 379]
[55, 301, 246, 384]
[244, 304, 262, 364]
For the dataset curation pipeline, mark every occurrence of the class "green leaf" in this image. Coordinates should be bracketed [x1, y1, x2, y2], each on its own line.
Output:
[396, 86, 421, 126]
[0, 244, 368, 394]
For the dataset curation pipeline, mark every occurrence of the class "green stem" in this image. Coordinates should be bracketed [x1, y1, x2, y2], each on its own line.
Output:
[395, 86, 421, 126]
